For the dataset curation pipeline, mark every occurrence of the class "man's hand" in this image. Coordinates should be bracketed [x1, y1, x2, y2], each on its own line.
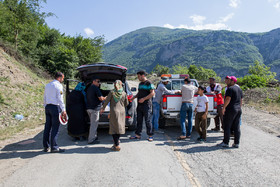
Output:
[202, 113, 207, 120]
[61, 111, 67, 120]
[222, 108, 226, 115]
[138, 98, 145, 103]
[100, 109, 104, 115]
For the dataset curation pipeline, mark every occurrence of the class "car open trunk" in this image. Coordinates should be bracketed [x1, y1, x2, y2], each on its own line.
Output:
[77, 63, 127, 84]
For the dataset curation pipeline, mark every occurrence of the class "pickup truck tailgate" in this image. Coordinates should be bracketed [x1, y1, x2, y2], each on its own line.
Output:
[164, 94, 216, 112]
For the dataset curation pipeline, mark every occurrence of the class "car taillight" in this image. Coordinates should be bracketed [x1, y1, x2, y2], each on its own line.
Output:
[162, 97, 167, 109]
[127, 94, 133, 102]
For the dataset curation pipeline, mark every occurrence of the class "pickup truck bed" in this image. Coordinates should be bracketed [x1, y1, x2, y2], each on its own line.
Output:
[159, 93, 217, 128]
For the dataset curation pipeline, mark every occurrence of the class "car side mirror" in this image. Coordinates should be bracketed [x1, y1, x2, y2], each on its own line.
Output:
[131, 87, 137, 92]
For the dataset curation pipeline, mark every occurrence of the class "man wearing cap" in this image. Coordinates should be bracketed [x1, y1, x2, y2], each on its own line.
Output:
[206, 77, 223, 131]
[43, 72, 67, 153]
[218, 76, 243, 148]
[177, 77, 198, 140]
[86, 77, 106, 144]
[152, 76, 174, 133]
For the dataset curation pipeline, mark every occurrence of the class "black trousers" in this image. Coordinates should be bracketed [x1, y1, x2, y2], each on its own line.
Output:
[223, 109, 242, 145]
[112, 134, 120, 146]
[43, 104, 61, 150]
[135, 103, 153, 136]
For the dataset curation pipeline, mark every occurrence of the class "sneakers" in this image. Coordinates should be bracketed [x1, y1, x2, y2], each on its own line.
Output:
[88, 138, 100, 144]
[217, 142, 229, 148]
[51, 148, 65, 153]
[197, 137, 206, 143]
[232, 143, 239, 148]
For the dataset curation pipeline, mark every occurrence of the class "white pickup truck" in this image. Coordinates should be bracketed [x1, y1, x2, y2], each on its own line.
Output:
[158, 74, 218, 128]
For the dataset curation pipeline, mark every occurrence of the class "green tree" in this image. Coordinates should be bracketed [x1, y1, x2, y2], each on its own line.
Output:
[152, 64, 170, 76]
[172, 64, 189, 74]
[248, 60, 276, 82]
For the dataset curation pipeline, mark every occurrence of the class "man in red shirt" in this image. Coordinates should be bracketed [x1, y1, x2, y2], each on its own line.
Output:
[214, 87, 224, 131]
[206, 77, 223, 131]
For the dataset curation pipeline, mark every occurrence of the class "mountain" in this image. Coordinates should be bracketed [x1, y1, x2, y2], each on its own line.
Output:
[103, 27, 280, 79]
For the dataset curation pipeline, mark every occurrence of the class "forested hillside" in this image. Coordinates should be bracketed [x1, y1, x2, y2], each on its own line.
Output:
[0, 0, 104, 78]
[103, 27, 280, 79]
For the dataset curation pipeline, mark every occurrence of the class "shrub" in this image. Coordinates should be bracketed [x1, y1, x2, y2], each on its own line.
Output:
[238, 74, 267, 89]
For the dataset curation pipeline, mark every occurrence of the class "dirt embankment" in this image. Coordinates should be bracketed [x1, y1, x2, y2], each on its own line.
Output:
[0, 48, 47, 138]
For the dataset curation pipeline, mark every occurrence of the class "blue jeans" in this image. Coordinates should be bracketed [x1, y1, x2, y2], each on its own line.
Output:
[180, 103, 194, 136]
[152, 102, 160, 131]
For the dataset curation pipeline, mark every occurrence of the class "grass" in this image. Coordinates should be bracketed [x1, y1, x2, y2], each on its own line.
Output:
[0, 120, 44, 141]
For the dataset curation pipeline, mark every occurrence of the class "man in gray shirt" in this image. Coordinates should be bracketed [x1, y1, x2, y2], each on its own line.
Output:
[152, 77, 174, 133]
[177, 77, 198, 140]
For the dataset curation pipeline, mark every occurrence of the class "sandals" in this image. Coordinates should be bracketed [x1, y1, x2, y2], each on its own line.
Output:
[147, 136, 153, 142]
[130, 135, 141, 140]
[177, 136, 187, 140]
[111, 145, 121, 151]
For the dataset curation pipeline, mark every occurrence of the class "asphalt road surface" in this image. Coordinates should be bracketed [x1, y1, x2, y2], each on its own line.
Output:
[1, 107, 280, 187]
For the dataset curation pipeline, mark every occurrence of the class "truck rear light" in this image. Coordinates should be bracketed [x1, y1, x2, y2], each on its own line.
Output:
[126, 116, 131, 119]
[162, 97, 167, 109]
[214, 96, 217, 109]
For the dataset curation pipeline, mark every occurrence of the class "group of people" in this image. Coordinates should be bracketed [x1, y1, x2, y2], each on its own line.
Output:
[42, 70, 242, 153]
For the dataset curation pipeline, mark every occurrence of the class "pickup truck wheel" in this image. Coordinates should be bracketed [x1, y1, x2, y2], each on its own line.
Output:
[207, 118, 211, 129]
[159, 117, 166, 129]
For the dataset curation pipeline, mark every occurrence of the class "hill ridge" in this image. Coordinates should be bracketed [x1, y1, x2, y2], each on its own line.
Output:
[103, 27, 280, 79]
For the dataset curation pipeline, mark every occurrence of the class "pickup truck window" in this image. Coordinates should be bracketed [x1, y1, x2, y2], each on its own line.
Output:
[165, 79, 198, 91]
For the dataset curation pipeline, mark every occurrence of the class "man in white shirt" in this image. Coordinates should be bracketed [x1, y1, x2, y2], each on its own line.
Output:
[43, 72, 67, 153]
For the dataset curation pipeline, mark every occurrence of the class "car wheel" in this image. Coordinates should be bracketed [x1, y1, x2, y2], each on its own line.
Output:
[127, 112, 137, 131]
[159, 116, 166, 129]
[207, 118, 211, 129]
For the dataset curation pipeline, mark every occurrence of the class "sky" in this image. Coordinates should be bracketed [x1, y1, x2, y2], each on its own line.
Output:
[41, 0, 280, 43]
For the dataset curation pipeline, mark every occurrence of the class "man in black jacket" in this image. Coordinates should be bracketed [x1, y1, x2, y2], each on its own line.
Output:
[86, 77, 106, 144]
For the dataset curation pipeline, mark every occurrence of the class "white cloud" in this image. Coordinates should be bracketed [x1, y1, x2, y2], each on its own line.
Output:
[229, 0, 240, 8]
[84, 28, 94, 37]
[163, 13, 234, 31]
[268, 0, 280, 9]
[163, 24, 175, 29]
[219, 13, 235, 23]
[189, 15, 206, 25]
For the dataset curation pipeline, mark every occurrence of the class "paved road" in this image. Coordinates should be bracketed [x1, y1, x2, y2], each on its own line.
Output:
[1, 110, 280, 187]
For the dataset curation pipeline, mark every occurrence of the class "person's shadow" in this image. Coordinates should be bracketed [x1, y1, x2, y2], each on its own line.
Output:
[0, 124, 113, 160]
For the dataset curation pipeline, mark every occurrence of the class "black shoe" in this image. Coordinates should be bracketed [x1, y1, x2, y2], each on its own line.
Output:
[43, 147, 49, 152]
[51, 148, 65, 153]
[88, 139, 100, 144]
[211, 127, 220, 131]
[197, 137, 202, 141]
